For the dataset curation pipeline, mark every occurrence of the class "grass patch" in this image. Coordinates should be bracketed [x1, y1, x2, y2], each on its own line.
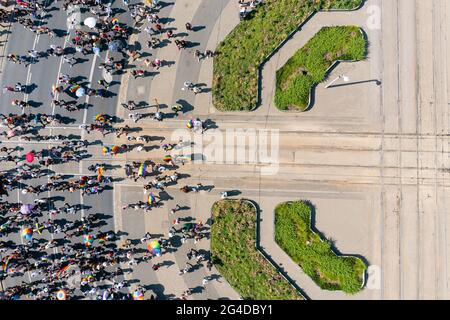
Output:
[211, 199, 303, 300]
[274, 201, 366, 294]
[274, 26, 366, 111]
[212, 0, 362, 111]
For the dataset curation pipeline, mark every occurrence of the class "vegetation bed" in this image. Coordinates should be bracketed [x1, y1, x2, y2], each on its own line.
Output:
[212, 0, 362, 111]
[275, 26, 366, 111]
[274, 201, 366, 294]
[211, 200, 303, 300]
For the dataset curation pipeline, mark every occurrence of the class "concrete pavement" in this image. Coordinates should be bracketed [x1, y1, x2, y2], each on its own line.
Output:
[113, 0, 450, 300]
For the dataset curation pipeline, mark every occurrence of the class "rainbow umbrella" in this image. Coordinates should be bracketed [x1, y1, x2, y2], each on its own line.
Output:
[138, 163, 147, 177]
[21, 227, 33, 240]
[25, 152, 34, 163]
[102, 146, 110, 154]
[147, 240, 161, 255]
[56, 289, 67, 300]
[69, 84, 80, 93]
[133, 289, 144, 300]
[186, 119, 194, 129]
[3, 255, 14, 273]
[111, 17, 119, 25]
[56, 264, 71, 278]
[147, 192, 156, 204]
[84, 234, 94, 246]
[82, 274, 94, 283]
[163, 155, 172, 163]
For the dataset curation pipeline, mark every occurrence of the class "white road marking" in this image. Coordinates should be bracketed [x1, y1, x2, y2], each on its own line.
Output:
[79, 53, 98, 218]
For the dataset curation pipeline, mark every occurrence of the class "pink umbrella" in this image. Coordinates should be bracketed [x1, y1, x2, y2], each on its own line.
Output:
[7, 130, 15, 138]
[26, 152, 34, 163]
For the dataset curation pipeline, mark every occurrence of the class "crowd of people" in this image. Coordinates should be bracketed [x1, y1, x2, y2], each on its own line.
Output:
[0, 0, 223, 300]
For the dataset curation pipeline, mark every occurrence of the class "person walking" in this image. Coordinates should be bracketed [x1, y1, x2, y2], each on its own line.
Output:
[202, 277, 209, 288]
[97, 79, 110, 89]
[63, 55, 76, 68]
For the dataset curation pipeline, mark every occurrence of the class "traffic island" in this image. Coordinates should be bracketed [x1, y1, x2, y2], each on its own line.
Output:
[210, 199, 303, 300]
[274, 201, 366, 294]
[274, 26, 366, 111]
[212, 0, 362, 111]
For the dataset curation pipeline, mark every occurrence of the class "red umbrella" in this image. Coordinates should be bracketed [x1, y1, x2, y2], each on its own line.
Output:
[26, 152, 34, 163]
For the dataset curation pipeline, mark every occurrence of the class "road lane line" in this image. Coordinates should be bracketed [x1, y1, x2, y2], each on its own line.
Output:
[79, 54, 98, 218]
[51, 34, 71, 114]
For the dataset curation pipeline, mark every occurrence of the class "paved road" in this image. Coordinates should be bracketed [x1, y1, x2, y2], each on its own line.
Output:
[2, 0, 449, 301]
[0, 0, 136, 298]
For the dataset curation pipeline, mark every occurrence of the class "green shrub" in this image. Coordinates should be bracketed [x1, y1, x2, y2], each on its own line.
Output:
[274, 201, 367, 294]
[211, 200, 303, 300]
[212, 0, 362, 111]
[275, 26, 366, 111]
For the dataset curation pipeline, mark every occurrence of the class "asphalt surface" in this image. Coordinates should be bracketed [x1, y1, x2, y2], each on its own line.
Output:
[0, 0, 135, 298]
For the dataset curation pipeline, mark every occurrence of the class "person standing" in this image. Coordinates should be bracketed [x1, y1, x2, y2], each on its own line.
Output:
[202, 277, 209, 288]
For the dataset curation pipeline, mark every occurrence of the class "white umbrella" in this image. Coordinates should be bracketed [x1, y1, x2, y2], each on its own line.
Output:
[76, 87, 85, 98]
[84, 17, 97, 29]
[20, 204, 33, 215]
